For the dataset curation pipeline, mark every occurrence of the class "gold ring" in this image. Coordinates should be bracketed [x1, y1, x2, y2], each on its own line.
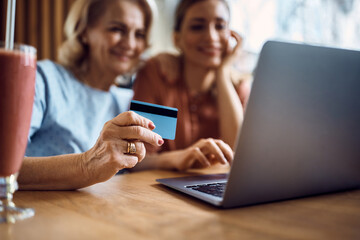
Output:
[127, 142, 136, 154]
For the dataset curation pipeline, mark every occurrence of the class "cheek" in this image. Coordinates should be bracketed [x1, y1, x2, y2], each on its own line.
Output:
[107, 33, 121, 46]
[137, 40, 146, 53]
[220, 32, 230, 49]
[89, 34, 115, 57]
[131, 41, 146, 59]
[87, 32, 101, 50]
[181, 34, 199, 52]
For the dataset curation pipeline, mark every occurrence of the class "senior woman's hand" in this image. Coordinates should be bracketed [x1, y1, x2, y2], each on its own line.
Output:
[19, 111, 163, 190]
[81, 111, 164, 185]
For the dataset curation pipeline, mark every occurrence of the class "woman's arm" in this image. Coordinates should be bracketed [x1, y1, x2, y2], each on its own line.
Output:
[19, 154, 88, 190]
[18, 112, 163, 190]
[216, 31, 245, 149]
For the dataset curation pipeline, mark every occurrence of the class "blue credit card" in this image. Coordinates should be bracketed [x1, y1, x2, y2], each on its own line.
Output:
[130, 100, 178, 140]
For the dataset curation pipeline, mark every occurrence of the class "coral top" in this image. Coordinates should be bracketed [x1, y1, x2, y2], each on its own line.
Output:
[133, 53, 249, 153]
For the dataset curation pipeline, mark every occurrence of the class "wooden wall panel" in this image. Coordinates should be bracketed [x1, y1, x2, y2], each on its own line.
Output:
[0, 0, 8, 44]
[54, 0, 65, 59]
[15, 0, 25, 43]
[0, 0, 76, 60]
[40, 0, 51, 59]
[28, 0, 39, 49]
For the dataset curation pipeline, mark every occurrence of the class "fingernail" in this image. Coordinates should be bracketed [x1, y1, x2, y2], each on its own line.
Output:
[158, 139, 164, 146]
[149, 122, 155, 130]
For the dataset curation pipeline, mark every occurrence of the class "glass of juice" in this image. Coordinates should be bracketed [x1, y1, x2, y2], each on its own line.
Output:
[0, 42, 36, 223]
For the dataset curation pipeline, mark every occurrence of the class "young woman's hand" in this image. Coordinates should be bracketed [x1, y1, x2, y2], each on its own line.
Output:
[81, 111, 164, 185]
[221, 30, 243, 69]
[167, 138, 233, 171]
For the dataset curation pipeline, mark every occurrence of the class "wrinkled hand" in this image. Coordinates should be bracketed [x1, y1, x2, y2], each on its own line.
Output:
[171, 138, 233, 171]
[82, 111, 163, 184]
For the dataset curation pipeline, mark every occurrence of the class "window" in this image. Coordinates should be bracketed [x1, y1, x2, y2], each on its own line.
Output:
[151, 0, 360, 54]
[231, 0, 360, 53]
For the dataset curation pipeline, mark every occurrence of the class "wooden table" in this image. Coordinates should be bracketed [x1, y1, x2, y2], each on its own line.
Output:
[1, 168, 360, 240]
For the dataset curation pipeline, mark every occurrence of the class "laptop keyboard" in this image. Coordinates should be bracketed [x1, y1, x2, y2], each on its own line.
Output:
[186, 182, 227, 198]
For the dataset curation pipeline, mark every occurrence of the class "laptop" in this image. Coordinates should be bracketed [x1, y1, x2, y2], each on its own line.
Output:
[156, 40, 360, 208]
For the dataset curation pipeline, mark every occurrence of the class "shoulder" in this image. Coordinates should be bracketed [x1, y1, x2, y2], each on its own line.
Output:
[153, 52, 180, 64]
[154, 53, 181, 83]
[35, 60, 84, 106]
[230, 68, 253, 88]
[144, 53, 180, 67]
[138, 53, 181, 84]
[229, 68, 243, 85]
[31, 61, 72, 131]
[36, 60, 74, 87]
[36, 60, 80, 89]
[230, 68, 253, 108]
[37, 60, 67, 76]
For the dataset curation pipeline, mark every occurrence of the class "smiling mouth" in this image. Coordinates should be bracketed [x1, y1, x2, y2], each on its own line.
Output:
[198, 46, 222, 56]
[110, 51, 134, 61]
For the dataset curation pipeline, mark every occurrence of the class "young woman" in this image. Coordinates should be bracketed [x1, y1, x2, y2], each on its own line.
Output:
[20, 0, 163, 190]
[133, 0, 251, 171]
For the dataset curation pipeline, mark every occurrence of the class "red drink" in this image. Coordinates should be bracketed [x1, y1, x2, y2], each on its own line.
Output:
[0, 46, 36, 177]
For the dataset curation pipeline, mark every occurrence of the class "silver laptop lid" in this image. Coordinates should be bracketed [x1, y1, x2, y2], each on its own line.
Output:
[222, 41, 360, 208]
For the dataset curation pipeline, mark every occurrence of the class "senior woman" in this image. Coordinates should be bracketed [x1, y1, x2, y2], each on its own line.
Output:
[19, 0, 163, 190]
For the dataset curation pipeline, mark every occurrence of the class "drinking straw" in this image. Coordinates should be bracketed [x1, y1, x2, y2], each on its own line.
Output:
[5, 0, 16, 50]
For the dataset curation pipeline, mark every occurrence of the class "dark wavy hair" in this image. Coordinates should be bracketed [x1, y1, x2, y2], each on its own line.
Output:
[174, 0, 230, 32]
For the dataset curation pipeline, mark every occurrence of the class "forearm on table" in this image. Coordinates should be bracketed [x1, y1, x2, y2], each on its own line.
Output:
[18, 154, 89, 190]
[216, 68, 243, 149]
[131, 150, 183, 171]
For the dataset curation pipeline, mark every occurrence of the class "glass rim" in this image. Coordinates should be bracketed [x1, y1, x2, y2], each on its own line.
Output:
[0, 41, 37, 54]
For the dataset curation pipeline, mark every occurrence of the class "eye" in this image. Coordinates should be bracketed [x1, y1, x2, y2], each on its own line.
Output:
[135, 30, 146, 39]
[189, 24, 205, 31]
[108, 26, 126, 34]
[215, 23, 227, 30]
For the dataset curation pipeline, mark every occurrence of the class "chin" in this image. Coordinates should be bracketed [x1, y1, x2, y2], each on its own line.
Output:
[198, 60, 221, 68]
[185, 54, 221, 68]
[196, 55, 222, 67]
[112, 63, 134, 75]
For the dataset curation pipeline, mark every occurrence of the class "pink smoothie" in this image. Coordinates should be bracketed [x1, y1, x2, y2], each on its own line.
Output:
[0, 48, 36, 176]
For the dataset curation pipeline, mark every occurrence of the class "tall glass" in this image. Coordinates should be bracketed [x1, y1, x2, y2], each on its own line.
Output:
[0, 42, 36, 223]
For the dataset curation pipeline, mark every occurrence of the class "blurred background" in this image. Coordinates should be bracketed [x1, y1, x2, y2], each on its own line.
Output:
[1, 0, 359, 62]
[0, 0, 76, 60]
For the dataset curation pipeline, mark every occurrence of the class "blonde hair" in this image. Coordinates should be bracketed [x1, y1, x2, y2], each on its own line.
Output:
[58, 0, 154, 77]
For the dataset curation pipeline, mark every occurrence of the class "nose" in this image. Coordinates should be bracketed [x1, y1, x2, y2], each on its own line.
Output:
[204, 25, 219, 41]
[121, 33, 137, 50]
